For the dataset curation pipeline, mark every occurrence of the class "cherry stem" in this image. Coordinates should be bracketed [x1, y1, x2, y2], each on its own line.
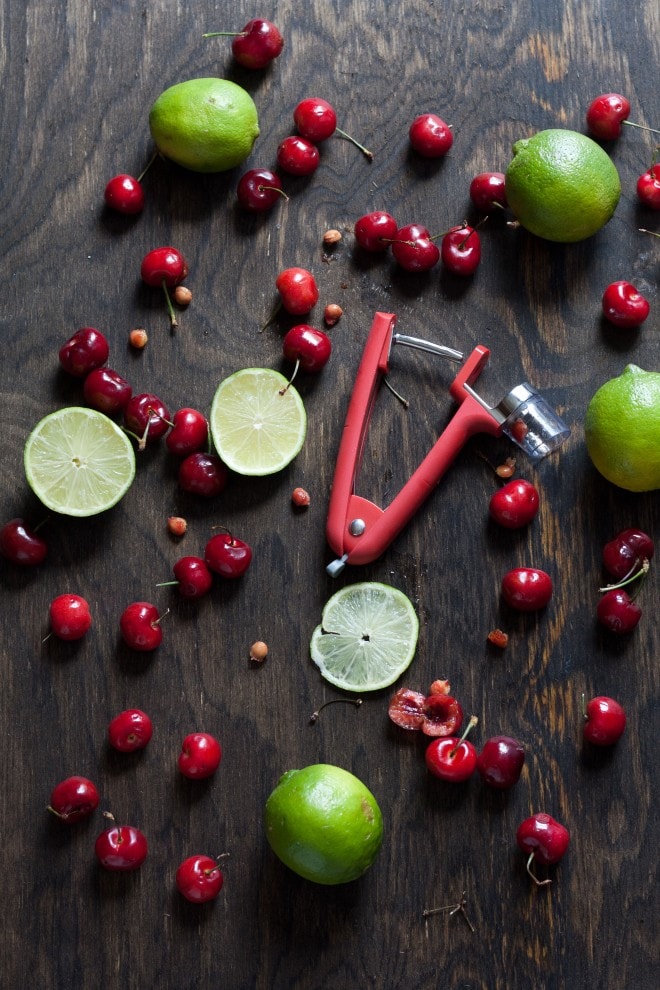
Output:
[526, 851, 552, 887]
[202, 31, 247, 38]
[162, 280, 178, 329]
[137, 151, 158, 183]
[422, 891, 475, 932]
[598, 557, 649, 594]
[309, 698, 362, 725]
[639, 228, 660, 239]
[279, 359, 300, 394]
[449, 714, 478, 758]
[335, 127, 373, 161]
[259, 184, 289, 201]
[383, 374, 409, 409]
[260, 299, 282, 333]
[622, 120, 660, 137]
[156, 580, 179, 588]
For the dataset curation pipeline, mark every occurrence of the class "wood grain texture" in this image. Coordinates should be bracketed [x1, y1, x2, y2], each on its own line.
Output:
[1, 1, 658, 988]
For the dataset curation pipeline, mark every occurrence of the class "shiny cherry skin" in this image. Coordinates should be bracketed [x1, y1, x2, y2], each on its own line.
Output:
[231, 19, 283, 69]
[636, 166, 660, 209]
[476, 736, 525, 789]
[602, 528, 654, 581]
[408, 113, 453, 157]
[441, 224, 481, 275]
[597, 589, 642, 634]
[586, 93, 631, 140]
[0, 518, 47, 565]
[283, 325, 332, 372]
[59, 327, 109, 377]
[501, 567, 553, 611]
[48, 776, 99, 823]
[425, 735, 477, 783]
[469, 171, 507, 211]
[124, 393, 170, 447]
[276, 135, 320, 176]
[49, 594, 92, 641]
[176, 854, 225, 903]
[178, 452, 228, 497]
[237, 168, 286, 212]
[602, 281, 650, 328]
[583, 696, 626, 746]
[104, 174, 145, 215]
[391, 223, 440, 272]
[275, 267, 319, 315]
[83, 367, 132, 414]
[95, 817, 148, 871]
[165, 408, 209, 457]
[108, 709, 153, 752]
[178, 732, 222, 779]
[516, 813, 569, 874]
[120, 601, 163, 651]
[354, 211, 398, 252]
[171, 556, 214, 599]
[294, 97, 337, 142]
[489, 478, 539, 528]
[205, 532, 252, 578]
[140, 247, 188, 288]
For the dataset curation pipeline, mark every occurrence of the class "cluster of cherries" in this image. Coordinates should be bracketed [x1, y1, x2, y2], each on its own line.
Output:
[596, 527, 653, 634]
[47, 724, 226, 901]
[353, 208, 485, 275]
[267, 266, 334, 382]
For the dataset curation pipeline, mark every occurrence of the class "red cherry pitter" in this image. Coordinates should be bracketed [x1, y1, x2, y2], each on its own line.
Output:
[325, 311, 569, 576]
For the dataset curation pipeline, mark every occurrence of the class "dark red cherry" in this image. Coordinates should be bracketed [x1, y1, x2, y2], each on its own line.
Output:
[476, 736, 525, 789]
[0, 518, 47, 565]
[83, 368, 132, 414]
[59, 328, 109, 377]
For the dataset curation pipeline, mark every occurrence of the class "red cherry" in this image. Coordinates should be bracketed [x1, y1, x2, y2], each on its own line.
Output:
[501, 567, 553, 611]
[420, 692, 463, 738]
[124, 392, 170, 449]
[476, 736, 525, 789]
[275, 267, 319, 315]
[586, 93, 631, 140]
[165, 408, 209, 457]
[119, 601, 163, 651]
[169, 556, 214, 599]
[108, 709, 153, 752]
[104, 174, 145, 215]
[237, 168, 287, 212]
[230, 19, 284, 70]
[140, 247, 188, 328]
[583, 696, 626, 746]
[59, 327, 109, 377]
[176, 854, 225, 903]
[48, 776, 99, 824]
[391, 223, 440, 272]
[636, 165, 660, 210]
[204, 532, 252, 579]
[83, 367, 132, 414]
[276, 135, 320, 177]
[294, 97, 338, 142]
[469, 172, 507, 211]
[354, 211, 398, 252]
[425, 720, 478, 783]
[95, 814, 148, 871]
[408, 113, 453, 157]
[516, 812, 569, 885]
[602, 528, 654, 581]
[441, 224, 481, 275]
[49, 594, 92, 641]
[387, 688, 427, 730]
[602, 281, 650, 328]
[283, 324, 332, 374]
[0, 517, 47, 565]
[178, 452, 228, 497]
[178, 732, 222, 779]
[489, 479, 540, 528]
[596, 589, 642, 634]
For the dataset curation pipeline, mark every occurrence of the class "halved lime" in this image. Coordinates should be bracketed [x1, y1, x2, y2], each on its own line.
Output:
[24, 407, 136, 516]
[209, 368, 307, 476]
[310, 582, 419, 692]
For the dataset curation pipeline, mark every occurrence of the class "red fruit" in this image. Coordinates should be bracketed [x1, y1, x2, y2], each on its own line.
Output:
[165, 408, 209, 457]
[354, 211, 398, 252]
[420, 693, 464, 738]
[230, 19, 283, 69]
[441, 224, 481, 275]
[408, 113, 453, 157]
[583, 696, 626, 746]
[171, 556, 214, 599]
[104, 174, 145, 215]
[275, 267, 319, 315]
[488, 478, 539, 528]
[602, 281, 650, 328]
[204, 532, 252, 579]
[0, 518, 47, 565]
[83, 368, 132, 414]
[140, 246, 188, 288]
[391, 223, 440, 272]
[59, 327, 109, 377]
[282, 325, 332, 373]
[602, 528, 654, 581]
[95, 815, 148, 871]
[276, 136, 320, 177]
[48, 776, 100, 824]
[637, 165, 660, 209]
[425, 718, 479, 783]
[49, 594, 92, 641]
[237, 168, 286, 212]
[516, 812, 569, 885]
[124, 393, 170, 448]
[176, 854, 225, 903]
[586, 93, 631, 140]
[119, 601, 163, 651]
[294, 97, 337, 143]
[476, 736, 525, 789]
[501, 567, 553, 611]
[178, 732, 222, 779]
[596, 589, 642, 634]
[387, 688, 426, 730]
[469, 172, 507, 211]
[108, 709, 153, 752]
[178, 452, 228, 497]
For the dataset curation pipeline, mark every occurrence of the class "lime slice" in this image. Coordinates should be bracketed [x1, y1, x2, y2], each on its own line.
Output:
[210, 368, 307, 476]
[310, 582, 419, 692]
[24, 407, 136, 516]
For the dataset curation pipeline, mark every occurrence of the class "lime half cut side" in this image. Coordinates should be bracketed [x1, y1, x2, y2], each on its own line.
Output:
[24, 407, 136, 516]
[210, 368, 307, 476]
[310, 582, 419, 692]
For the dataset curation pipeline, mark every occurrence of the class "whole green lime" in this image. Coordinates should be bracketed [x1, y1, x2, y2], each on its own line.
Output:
[264, 763, 384, 885]
[584, 364, 660, 492]
[149, 77, 259, 173]
[505, 128, 620, 242]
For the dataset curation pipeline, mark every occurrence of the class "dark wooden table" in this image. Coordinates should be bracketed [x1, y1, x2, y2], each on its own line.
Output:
[1, 2, 658, 988]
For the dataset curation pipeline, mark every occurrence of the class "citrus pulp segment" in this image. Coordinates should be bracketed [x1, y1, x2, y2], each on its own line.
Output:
[24, 407, 136, 516]
[310, 582, 419, 692]
[209, 368, 307, 476]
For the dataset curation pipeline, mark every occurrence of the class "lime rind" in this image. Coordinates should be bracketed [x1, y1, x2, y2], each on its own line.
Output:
[310, 582, 419, 692]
